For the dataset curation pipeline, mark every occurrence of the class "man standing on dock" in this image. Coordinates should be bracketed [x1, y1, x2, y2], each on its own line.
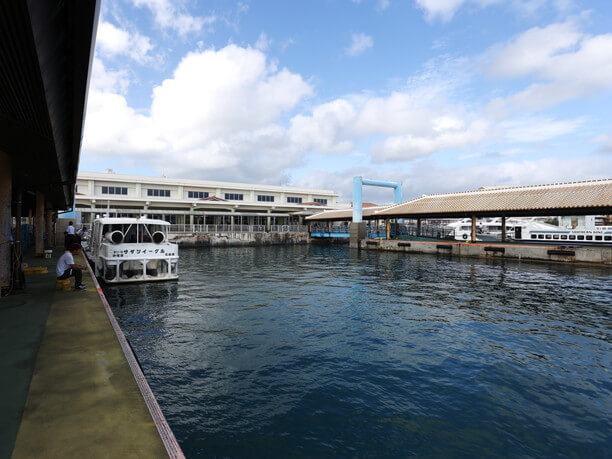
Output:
[65, 221, 76, 249]
[56, 243, 87, 290]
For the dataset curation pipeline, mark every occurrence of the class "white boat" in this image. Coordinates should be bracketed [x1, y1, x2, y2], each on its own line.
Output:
[87, 217, 179, 283]
[446, 219, 481, 241]
[519, 225, 612, 245]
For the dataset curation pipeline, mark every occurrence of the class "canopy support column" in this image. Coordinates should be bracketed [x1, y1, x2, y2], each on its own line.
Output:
[35, 192, 44, 256]
[501, 215, 507, 242]
[45, 201, 54, 249]
[0, 152, 11, 291]
[470, 215, 477, 243]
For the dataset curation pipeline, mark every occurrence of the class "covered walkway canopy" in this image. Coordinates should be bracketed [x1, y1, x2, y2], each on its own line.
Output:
[307, 179, 612, 222]
[1, 0, 99, 290]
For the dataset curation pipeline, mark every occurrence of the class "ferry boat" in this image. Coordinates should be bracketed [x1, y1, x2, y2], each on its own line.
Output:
[447, 217, 612, 245]
[87, 217, 179, 283]
[519, 225, 612, 245]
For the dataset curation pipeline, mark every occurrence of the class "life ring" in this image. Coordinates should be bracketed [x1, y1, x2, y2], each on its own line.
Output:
[462, 234, 468, 240]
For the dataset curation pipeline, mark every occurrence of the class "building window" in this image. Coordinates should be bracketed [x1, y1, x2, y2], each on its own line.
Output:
[188, 191, 209, 199]
[313, 198, 328, 205]
[102, 186, 128, 195]
[225, 193, 244, 200]
[257, 195, 274, 202]
[287, 197, 302, 204]
[147, 189, 170, 197]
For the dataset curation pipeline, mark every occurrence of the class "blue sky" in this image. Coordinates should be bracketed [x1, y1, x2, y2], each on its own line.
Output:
[81, 0, 612, 202]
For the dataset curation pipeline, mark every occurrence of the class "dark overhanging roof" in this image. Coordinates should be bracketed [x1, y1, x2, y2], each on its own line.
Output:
[307, 179, 612, 221]
[0, 0, 100, 209]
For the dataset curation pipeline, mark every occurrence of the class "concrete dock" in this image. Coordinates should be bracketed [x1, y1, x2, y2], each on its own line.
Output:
[358, 238, 612, 266]
[0, 249, 180, 458]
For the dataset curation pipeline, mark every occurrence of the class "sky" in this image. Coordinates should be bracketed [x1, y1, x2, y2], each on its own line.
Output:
[80, 0, 612, 203]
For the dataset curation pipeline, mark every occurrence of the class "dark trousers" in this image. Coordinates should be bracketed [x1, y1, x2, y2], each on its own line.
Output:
[57, 268, 82, 286]
[65, 234, 76, 249]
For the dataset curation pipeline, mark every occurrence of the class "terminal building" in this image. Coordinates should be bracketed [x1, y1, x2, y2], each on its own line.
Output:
[75, 170, 340, 230]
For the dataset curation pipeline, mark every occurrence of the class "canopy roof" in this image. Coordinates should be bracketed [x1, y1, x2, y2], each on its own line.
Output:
[306, 179, 612, 221]
[377, 179, 612, 218]
[0, 1, 99, 209]
[306, 205, 391, 221]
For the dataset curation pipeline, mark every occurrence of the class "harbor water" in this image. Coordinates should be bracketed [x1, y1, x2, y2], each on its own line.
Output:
[103, 245, 611, 457]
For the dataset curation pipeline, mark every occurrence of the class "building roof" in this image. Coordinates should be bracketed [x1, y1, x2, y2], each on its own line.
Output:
[306, 205, 392, 221]
[375, 179, 612, 218]
[78, 171, 339, 196]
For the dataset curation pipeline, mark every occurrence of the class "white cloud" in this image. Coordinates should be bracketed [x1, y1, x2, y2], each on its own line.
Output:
[83, 45, 313, 183]
[96, 21, 154, 63]
[486, 22, 612, 111]
[371, 119, 488, 162]
[501, 116, 584, 143]
[89, 57, 130, 94]
[132, 0, 217, 36]
[255, 32, 272, 51]
[593, 133, 612, 154]
[346, 33, 374, 56]
[378, 0, 391, 11]
[414, 0, 572, 22]
[414, 0, 466, 22]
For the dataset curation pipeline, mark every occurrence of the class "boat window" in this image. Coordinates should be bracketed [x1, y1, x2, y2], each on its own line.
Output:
[586, 235, 593, 240]
[605, 236, 611, 241]
[553, 235, 559, 239]
[577, 235, 584, 240]
[545, 234, 552, 239]
[569, 235, 576, 240]
[531, 234, 537, 239]
[560, 235, 567, 239]
[538, 234, 544, 239]
[595, 235, 602, 241]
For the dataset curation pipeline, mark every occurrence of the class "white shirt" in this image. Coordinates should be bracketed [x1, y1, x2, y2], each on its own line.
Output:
[66, 225, 75, 235]
[56, 251, 74, 276]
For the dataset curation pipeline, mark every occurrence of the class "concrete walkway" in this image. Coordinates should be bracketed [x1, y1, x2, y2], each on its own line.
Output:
[3, 251, 168, 458]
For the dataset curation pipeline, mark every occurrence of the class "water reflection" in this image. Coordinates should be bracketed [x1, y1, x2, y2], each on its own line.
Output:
[105, 245, 611, 457]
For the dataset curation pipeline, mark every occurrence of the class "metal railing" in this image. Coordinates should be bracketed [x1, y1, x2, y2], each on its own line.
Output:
[168, 224, 307, 234]
[310, 224, 454, 239]
[310, 226, 350, 234]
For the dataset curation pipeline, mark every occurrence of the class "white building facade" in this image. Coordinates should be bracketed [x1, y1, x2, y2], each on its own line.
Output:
[75, 171, 339, 231]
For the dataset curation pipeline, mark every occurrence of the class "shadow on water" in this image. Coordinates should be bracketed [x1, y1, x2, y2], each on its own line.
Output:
[103, 245, 612, 458]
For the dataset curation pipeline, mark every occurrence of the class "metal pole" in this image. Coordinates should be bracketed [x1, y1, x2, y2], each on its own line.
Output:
[501, 215, 506, 242]
[352, 176, 363, 223]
